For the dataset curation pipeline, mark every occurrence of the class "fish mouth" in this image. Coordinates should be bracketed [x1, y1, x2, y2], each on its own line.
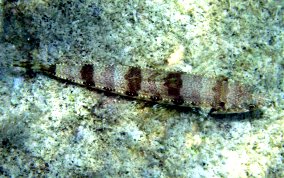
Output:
[210, 101, 260, 113]
[208, 109, 264, 120]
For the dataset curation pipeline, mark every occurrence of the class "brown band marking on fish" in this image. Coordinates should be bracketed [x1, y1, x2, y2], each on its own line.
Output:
[32, 62, 260, 114]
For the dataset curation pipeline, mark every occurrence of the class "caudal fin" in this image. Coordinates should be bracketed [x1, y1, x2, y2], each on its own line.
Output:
[12, 59, 42, 72]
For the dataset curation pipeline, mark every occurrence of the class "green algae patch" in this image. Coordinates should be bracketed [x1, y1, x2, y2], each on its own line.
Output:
[0, 0, 283, 177]
[0, 0, 3, 36]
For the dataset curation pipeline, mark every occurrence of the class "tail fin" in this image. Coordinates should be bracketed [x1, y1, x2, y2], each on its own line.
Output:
[13, 59, 36, 69]
[13, 59, 56, 76]
[12, 59, 43, 72]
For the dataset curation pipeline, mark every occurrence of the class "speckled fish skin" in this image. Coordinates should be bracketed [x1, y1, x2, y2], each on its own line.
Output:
[41, 62, 258, 114]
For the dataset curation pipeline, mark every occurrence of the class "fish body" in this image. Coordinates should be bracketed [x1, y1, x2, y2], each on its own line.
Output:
[34, 62, 259, 114]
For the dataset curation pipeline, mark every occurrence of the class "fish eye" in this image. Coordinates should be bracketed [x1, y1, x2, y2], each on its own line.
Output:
[248, 104, 256, 110]
[219, 101, 225, 108]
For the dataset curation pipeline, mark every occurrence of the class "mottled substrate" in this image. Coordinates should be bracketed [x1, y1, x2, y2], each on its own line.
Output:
[0, 0, 2, 36]
[0, 0, 283, 177]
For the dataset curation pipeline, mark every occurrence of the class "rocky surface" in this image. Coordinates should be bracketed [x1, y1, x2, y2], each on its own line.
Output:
[0, 0, 283, 177]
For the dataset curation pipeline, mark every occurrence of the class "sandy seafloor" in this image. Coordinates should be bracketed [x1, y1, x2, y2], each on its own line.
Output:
[0, 0, 283, 177]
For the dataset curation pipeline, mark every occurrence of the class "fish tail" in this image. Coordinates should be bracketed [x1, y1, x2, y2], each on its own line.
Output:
[12, 59, 55, 75]
[12, 59, 41, 71]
